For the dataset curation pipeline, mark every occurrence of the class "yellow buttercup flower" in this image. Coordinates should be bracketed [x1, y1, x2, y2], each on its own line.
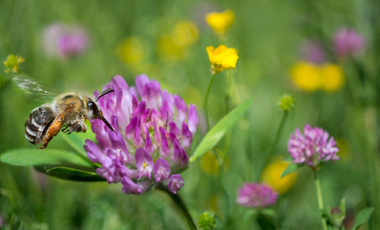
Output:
[118, 36, 146, 64]
[172, 21, 199, 48]
[3, 54, 25, 73]
[291, 61, 345, 93]
[205, 10, 235, 35]
[157, 36, 185, 61]
[206, 45, 239, 74]
[291, 62, 321, 92]
[156, 21, 199, 61]
[320, 64, 344, 92]
[261, 157, 297, 194]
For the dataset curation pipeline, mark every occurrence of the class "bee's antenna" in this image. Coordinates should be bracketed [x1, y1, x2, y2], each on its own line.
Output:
[98, 110, 115, 132]
[101, 116, 115, 132]
[96, 88, 115, 102]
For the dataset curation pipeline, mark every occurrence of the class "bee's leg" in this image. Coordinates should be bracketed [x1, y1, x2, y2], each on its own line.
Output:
[69, 120, 87, 134]
[61, 125, 69, 133]
[62, 129, 70, 133]
[40, 114, 64, 149]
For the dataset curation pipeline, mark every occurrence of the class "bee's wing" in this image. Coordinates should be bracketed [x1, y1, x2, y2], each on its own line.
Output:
[12, 75, 56, 102]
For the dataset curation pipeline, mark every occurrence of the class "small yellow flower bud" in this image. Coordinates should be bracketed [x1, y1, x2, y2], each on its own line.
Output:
[3, 54, 25, 73]
[205, 10, 235, 35]
[206, 45, 239, 74]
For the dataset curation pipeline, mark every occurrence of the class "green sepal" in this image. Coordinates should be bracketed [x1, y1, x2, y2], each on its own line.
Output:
[281, 163, 303, 178]
[282, 155, 293, 162]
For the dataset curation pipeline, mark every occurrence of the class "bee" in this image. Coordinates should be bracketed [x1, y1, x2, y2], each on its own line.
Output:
[16, 77, 115, 149]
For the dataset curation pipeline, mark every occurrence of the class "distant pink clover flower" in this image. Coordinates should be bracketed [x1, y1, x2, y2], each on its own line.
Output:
[333, 28, 366, 59]
[42, 23, 89, 59]
[237, 183, 278, 208]
[287, 124, 339, 168]
[299, 40, 326, 64]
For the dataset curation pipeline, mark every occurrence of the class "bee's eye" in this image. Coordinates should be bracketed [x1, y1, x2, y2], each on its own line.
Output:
[87, 101, 99, 117]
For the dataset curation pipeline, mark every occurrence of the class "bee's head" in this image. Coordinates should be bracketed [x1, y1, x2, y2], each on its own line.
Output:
[85, 88, 115, 131]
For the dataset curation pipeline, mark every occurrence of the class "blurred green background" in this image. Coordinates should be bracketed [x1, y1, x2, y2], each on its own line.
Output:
[1, 0, 380, 229]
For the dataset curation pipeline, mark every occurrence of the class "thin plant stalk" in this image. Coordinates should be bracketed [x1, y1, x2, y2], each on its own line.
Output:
[225, 69, 241, 110]
[204, 73, 216, 130]
[257, 111, 289, 179]
[364, 107, 380, 228]
[213, 148, 231, 229]
[224, 67, 232, 114]
[161, 188, 197, 230]
[217, 34, 228, 45]
[314, 171, 328, 230]
[224, 69, 233, 113]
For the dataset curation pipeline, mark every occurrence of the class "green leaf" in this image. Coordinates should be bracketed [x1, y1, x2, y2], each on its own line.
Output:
[351, 207, 375, 230]
[190, 98, 253, 162]
[1, 148, 92, 168]
[281, 163, 303, 178]
[35, 165, 105, 182]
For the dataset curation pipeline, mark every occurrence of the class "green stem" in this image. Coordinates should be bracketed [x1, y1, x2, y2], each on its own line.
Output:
[204, 74, 216, 130]
[225, 70, 232, 114]
[314, 171, 328, 230]
[163, 189, 197, 230]
[213, 149, 231, 229]
[257, 111, 289, 179]
[217, 34, 228, 45]
[365, 107, 380, 228]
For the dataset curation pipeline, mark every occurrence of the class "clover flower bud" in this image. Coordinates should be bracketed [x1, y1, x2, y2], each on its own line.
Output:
[167, 174, 184, 194]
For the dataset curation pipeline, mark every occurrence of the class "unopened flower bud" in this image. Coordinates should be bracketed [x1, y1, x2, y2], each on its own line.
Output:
[278, 94, 295, 112]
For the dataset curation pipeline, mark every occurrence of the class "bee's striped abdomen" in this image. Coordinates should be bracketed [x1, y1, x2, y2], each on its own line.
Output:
[25, 106, 55, 145]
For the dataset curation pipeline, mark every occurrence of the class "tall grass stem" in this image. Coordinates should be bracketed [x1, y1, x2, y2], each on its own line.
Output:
[204, 74, 216, 130]
[257, 111, 288, 179]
